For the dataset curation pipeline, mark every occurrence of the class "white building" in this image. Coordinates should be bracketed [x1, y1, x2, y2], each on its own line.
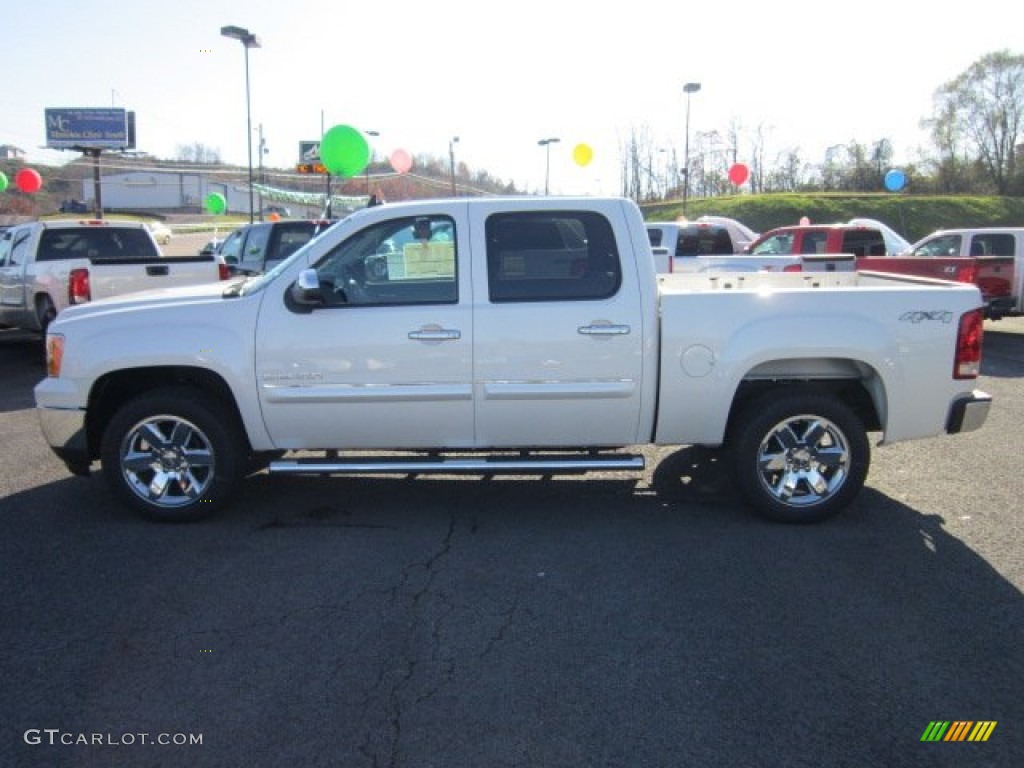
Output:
[81, 171, 253, 213]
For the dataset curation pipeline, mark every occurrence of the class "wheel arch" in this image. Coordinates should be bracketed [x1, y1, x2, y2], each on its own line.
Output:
[724, 357, 885, 443]
[85, 366, 251, 461]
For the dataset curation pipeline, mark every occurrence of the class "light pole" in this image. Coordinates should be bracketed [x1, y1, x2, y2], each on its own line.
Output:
[256, 123, 267, 218]
[365, 130, 379, 195]
[682, 82, 701, 215]
[221, 25, 261, 224]
[538, 137, 560, 195]
[449, 136, 460, 195]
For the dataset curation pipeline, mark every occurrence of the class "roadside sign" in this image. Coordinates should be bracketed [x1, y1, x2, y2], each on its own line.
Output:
[45, 108, 133, 150]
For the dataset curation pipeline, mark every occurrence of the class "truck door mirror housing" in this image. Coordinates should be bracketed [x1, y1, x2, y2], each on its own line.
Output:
[290, 268, 323, 306]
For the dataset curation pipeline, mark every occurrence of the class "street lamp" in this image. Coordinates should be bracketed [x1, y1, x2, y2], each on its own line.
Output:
[365, 130, 379, 195]
[538, 137, 560, 195]
[257, 123, 268, 219]
[221, 25, 261, 224]
[449, 136, 460, 195]
[682, 82, 701, 215]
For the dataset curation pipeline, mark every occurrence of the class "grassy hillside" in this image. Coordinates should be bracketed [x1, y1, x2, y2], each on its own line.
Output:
[641, 194, 1024, 243]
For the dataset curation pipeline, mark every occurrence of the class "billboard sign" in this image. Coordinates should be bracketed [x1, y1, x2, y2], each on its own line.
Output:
[45, 108, 132, 149]
[299, 140, 320, 162]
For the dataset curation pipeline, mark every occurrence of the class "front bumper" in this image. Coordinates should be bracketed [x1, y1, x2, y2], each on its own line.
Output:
[946, 390, 992, 434]
[37, 406, 91, 475]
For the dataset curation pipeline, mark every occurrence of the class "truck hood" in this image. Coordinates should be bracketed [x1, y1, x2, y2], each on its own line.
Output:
[53, 279, 249, 325]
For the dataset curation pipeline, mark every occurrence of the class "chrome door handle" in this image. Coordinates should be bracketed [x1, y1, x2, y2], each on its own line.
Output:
[408, 329, 461, 341]
[578, 324, 631, 336]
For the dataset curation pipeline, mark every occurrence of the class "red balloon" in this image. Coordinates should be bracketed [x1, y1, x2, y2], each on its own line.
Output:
[727, 163, 749, 186]
[15, 168, 43, 193]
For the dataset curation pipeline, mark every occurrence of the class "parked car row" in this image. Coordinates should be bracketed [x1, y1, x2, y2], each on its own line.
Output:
[645, 215, 1024, 318]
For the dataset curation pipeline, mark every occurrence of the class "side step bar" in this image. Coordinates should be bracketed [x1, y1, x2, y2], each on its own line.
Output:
[268, 453, 645, 476]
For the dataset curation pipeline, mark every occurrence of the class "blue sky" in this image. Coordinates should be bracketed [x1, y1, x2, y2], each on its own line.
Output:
[4, 0, 1020, 195]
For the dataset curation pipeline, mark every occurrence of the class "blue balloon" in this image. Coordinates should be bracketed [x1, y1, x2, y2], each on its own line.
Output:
[884, 169, 907, 192]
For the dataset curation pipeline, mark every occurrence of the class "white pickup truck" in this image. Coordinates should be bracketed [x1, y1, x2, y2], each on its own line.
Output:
[35, 197, 992, 524]
[906, 226, 1024, 319]
[0, 219, 228, 334]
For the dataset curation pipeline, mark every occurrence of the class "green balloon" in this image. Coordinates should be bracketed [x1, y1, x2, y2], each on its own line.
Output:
[205, 192, 226, 215]
[320, 125, 370, 178]
[0, 172, 7, 192]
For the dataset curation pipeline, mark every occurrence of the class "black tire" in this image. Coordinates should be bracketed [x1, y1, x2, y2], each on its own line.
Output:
[728, 390, 870, 523]
[100, 387, 245, 522]
[36, 296, 56, 335]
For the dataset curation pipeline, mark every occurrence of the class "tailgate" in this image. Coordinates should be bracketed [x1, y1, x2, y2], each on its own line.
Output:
[88, 258, 222, 300]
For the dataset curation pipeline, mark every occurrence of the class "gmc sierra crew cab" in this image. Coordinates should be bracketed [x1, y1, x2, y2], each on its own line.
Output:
[35, 197, 992, 524]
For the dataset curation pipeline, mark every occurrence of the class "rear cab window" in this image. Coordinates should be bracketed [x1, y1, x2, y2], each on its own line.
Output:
[841, 230, 886, 257]
[674, 225, 733, 257]
[37, 226, 160, 262]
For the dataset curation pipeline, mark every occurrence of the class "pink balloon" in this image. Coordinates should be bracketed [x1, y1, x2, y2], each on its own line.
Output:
[389, 148, 412, 175]
[15, 167, 43, 194]
[727, 163, 749, 186]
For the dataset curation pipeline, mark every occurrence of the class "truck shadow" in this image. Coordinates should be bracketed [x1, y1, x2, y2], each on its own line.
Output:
[0, 329, 45, 413]
[3, 470, 1021, 764]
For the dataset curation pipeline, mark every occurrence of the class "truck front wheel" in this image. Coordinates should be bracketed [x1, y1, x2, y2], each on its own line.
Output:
[100, 387, 245, 522]
[729, 391, 870, 523]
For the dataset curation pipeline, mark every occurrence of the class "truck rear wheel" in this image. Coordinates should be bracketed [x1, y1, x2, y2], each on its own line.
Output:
[36, 296, 56, 335]
[729, 391, 870, 523]
[100, 387, 245, 522]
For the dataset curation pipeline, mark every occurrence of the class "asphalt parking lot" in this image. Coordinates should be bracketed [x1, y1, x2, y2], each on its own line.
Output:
[1, 319, 1022, 767]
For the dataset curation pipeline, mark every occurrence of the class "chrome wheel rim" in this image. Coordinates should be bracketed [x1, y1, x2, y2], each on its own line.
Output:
[755, 414, 850, 507]
[120, 415, 215, 508]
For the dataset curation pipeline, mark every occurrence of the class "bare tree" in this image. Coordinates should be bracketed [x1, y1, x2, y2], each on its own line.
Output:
[925, 50, 1024, 194]
[175, 143, 222, 164]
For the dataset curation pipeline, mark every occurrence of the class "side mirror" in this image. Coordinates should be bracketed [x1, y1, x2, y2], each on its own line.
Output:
[289, 268, 323, 306]
[223, 254, 238, 266]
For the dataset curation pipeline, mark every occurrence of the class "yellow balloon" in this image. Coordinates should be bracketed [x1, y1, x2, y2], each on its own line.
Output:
[573, 143, 593, 167]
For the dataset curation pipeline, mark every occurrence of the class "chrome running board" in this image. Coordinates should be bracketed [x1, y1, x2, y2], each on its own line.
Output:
[268, 453, 644, 475]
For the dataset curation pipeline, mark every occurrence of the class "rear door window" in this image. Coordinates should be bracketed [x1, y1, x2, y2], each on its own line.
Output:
[486, 211, 620, 302]
[971, 233, 1015, 256]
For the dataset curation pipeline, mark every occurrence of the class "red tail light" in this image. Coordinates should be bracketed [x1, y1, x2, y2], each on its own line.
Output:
[69, 268, 91, 304]
[783, 264, 803, 273]
[956, 263, 977, 285]
[218, 261, 230, 280]
[954, 308, 984, 379]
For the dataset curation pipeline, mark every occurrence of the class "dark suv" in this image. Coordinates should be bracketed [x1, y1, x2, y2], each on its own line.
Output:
[219, 219, 336, 276]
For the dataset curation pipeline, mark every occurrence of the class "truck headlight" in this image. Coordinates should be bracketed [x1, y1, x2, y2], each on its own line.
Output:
[46, 334, 65, 378]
